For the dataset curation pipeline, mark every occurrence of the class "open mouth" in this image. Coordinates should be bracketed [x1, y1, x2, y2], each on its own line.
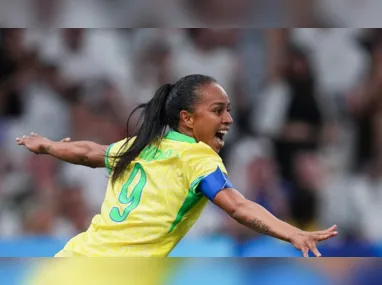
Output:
[215, 130, 228, 145]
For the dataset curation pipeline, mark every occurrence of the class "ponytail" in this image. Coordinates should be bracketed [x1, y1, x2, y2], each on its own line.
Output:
[111, 84, 173, 184]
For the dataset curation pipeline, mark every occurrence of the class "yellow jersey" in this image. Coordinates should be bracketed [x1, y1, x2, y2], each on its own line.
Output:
[24, 258, 177, 285]
[55, 130, 230, 257]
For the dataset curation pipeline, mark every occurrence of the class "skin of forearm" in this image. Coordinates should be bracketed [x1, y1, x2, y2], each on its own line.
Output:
[44, 141, 102, 167]
[231, 200, 302, 243]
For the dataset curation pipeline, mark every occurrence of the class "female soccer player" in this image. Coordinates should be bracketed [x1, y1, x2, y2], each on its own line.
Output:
[16, 74, 337, 257]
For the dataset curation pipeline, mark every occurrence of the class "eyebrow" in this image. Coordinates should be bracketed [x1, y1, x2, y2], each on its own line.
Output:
[210, 102, 231, 108]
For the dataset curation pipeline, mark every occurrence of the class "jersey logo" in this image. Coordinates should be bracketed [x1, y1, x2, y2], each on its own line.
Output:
[140, 145, 176, 162]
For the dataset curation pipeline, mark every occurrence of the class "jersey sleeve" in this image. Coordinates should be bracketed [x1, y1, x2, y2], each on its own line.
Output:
[183, 143, 233, 201]
[104, 138, 128, 174]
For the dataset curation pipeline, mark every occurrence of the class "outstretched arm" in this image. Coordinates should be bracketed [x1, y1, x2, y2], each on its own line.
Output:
[213, 188, 337, 257]
[16, 132, 108, 168]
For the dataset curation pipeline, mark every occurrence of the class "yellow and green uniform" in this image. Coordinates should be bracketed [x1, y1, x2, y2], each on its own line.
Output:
[55, 130, 232, 257]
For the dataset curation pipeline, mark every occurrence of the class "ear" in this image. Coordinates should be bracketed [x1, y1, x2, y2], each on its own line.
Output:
[179, 110, 194, 129]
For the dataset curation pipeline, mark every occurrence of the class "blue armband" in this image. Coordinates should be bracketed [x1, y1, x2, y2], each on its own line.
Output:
[198, 167, 233, 201]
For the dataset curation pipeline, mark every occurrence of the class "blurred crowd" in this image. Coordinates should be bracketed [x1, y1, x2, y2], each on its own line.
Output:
[2, 28, 382, 248]
[3, 0, 382, 27]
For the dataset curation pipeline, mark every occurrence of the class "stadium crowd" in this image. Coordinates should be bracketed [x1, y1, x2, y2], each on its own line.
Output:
[1, 28, 382, 249]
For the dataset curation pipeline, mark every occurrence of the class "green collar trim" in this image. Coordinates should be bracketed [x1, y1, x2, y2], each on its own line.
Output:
[165, 130, 196, 143]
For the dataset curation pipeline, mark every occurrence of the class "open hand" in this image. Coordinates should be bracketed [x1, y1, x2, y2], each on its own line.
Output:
[290, 225, 338, 257]
[16, 132, 71, 154]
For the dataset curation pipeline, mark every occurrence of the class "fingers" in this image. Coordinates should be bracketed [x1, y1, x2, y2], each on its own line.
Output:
[302, 247, 309, 258]
[16, 134, 29, 141]
[15, 137, 24, 145]
[16, 132, 38, 146]
[315, 225, 337, 235]
[322, 231, 338, 240]
[302, 244, 321, 258]
[316, 230, 338, 242]
[309, 243, 322, 257]
[312, 225, 338, 241]
[323, 225, 337, 236]
[327, 225, 337, 232]
[60, 137, 71, 142]
[16, 133, 70, 143]
[16, 135, 27, 145]
[299, 226, 337, 258]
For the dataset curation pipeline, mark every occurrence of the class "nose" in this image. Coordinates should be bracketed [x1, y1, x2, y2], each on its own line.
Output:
[223, 110, 233, 125]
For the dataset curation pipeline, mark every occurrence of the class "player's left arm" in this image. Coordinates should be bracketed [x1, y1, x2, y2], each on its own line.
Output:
[212, 186, 338, 257]
[16, 132, 108, 168]
[185, 145, 337, 257]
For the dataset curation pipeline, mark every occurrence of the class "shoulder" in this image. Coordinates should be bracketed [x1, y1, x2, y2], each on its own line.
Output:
[181, 142, 220, 158]
[107, 137, 136, 154]
[180, 142, 227, 175]
[105, 137, 136, 174]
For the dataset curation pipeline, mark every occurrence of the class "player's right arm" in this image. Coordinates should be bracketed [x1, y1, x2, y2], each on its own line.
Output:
[16, 132, 108, 168]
